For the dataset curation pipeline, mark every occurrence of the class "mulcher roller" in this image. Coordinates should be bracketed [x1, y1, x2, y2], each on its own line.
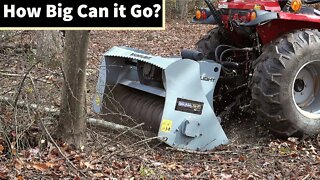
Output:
[113, 85, 164, 132]
[93, 46, 228, 151]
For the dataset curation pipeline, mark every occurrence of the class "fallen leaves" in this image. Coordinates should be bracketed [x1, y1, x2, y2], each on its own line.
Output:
[32, 162, 57, 171]
[238, 155, 247, 162]
[13, 157, 60, 172]
[14, 158, 24, 171]
[220, 173, 232, 180]
[0, 145, 4, 154]
[1, 20, 320, 179]
[0, 172, 7, 180]
[139, 165, 155, 177]
[16, 175, 24, 180]
[32, 163, 49, 171]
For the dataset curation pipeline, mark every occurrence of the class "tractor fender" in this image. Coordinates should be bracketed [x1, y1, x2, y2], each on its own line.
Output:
[192, 15, 217, 25]
[191, 8, 217, 25]
[243, 10, 278, 26]
[256, 17, 320, 44]
[249, 10, 320, 44]
[278, 11, 320, 24]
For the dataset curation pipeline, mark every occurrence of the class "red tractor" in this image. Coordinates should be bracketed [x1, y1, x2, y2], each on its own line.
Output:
[194, 0, 320, 137]
[94, 0, 320, 151]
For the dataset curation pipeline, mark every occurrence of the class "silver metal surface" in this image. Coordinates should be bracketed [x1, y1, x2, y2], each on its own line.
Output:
[293, 60, 320, 118]
[93, 46, 229, 151]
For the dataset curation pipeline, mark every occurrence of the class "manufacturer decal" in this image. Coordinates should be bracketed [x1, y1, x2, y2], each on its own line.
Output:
[254, 4, 261, 10]
[95, 94, 101, 105]
[175, 98, 204, 115]
[160, 119, 172, 133]
[201, 75, 215, 82]
[130, 53, 152, 60]
[218, 4, 228, 9]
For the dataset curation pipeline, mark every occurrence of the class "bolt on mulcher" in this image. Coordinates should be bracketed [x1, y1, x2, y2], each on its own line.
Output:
[94, 0, 320, 151]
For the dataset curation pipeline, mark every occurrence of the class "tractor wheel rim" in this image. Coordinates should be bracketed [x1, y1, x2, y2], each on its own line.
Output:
[293, 60, 320, 119]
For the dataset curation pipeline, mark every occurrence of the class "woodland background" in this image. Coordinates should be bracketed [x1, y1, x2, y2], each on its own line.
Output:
[0, 1, 320, 179]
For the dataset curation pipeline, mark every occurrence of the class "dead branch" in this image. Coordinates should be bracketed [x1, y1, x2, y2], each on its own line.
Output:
[0, 96, 59, 114]
[13, 60, 41, 152]
[0, 72, 53, 84]
[13, 60, 41, 109]
[22, 69, 86, 177]
[35, 113, 87, 177]
[102, 136, 160, 160]
[0, 96, 154, 137]
[165, 147, 214, 155]
[87, 118, 153, 137]
[114, 122, 145, 140]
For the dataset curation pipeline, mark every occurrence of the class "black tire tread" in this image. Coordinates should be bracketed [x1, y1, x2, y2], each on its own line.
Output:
[251, 29, 320, 137]
[196, 27, 226, 59]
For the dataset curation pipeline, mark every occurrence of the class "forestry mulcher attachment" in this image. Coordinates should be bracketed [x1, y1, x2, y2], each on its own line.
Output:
[93, 46, 228, 151]
[94, 0, 320, 151]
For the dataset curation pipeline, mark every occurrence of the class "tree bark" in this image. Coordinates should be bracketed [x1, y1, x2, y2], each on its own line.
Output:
[35, 31, 63, 68]
[57, 31, 89, 149]
[176, 0, 189, 19]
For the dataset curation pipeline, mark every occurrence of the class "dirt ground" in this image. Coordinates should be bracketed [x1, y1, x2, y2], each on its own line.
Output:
[0, 20, 320, 179]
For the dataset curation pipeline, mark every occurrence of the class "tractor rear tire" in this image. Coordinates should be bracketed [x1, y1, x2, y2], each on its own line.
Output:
[196, 27, 226, 59]
[251, 29, 320, 137]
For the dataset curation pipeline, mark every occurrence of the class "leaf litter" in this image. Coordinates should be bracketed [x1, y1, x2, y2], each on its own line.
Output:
[0, 19, 320, 179]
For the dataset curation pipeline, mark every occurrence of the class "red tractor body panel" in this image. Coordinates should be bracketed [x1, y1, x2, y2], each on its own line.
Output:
[219, 0, 281, 11]
[216, 0, 320, 45]
[278, 11, 320, 22]
[257, 12, 320, 44]
[194, 0, 320, 45]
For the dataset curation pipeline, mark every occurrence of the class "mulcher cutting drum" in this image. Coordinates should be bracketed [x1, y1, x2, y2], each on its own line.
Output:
[93, 46, 228, 151]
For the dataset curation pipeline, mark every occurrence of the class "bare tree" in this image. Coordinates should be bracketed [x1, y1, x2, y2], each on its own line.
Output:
[176, 0, 189, 18]
[57, 31, 89, 149]
[35, 31, 63, 68]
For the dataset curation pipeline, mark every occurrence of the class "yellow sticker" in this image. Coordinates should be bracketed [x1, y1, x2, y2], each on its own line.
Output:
[95, 95, 101, 105]
[254, 4, 261, 10]
[160, 120, 172, 133]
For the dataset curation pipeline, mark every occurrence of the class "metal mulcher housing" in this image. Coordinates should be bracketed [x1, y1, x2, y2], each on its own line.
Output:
[93, 46, 228, 151]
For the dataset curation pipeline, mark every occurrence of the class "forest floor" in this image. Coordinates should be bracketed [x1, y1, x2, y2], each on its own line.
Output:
[0, 19, 320, 179]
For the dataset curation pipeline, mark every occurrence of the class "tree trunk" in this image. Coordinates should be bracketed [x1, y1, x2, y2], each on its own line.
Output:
[35, 31, 63, 68]
[57, 31, 89, 149]
[176, 0, 189, 19]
